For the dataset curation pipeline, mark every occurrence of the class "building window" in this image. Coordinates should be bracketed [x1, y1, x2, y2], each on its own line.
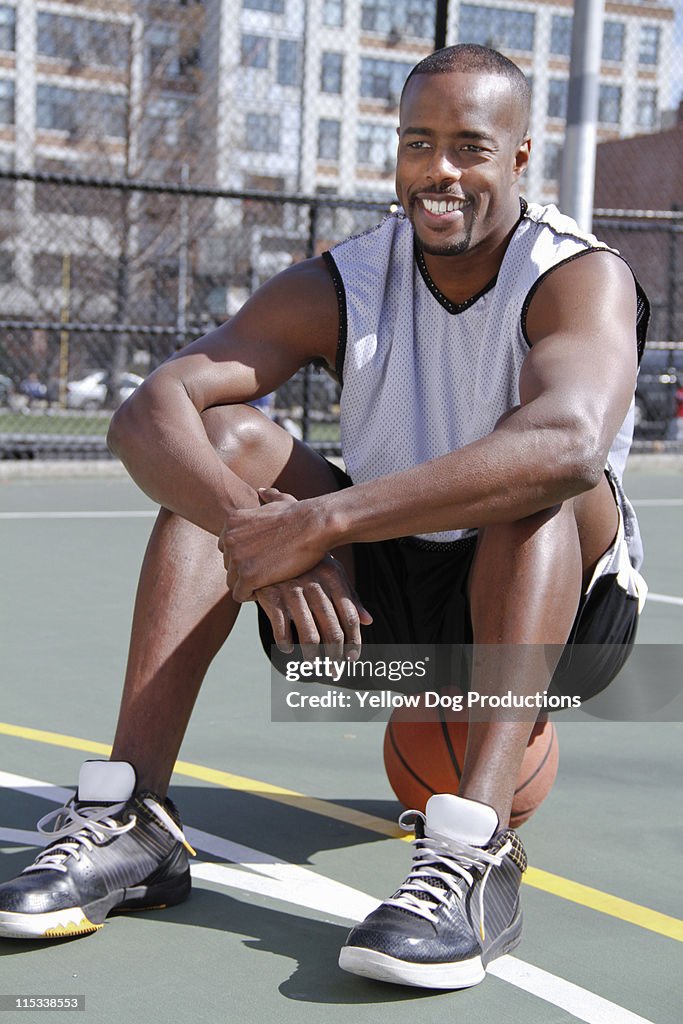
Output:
[321, 52, 343, 94]
[146, 96, 191, 148]
[147, 25, 199, 79]
[277, 39, 299, 86]
[245, 112, 281, 152]
[0, 5, 16, 52]
[543, 140, 562, 182]
[36, 85, 127, 137]
[241, 34, 270, 69]
[636, 86, 658, 129]
[598, 84, 621, 125]
[0, 250, 12, 283]
[318, 118, 341, 161]
[243, 0, 285, 12]
[357, 122, 396, 169]
[0, 78, 14, 124]
[323, 0, 344, 27]
[639, 25, 660, 66]
[601, 21, 625, 63]
[37, 13, 129, 69]
[459, 5, 535, 53]
[361, 0, 435, 40]
[360, 57, 413, 103]
[547, 79, 567, 120]
[550, 14, 572, 57]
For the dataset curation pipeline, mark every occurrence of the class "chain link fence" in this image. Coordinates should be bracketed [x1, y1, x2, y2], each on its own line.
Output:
[0, 0, 681, 457]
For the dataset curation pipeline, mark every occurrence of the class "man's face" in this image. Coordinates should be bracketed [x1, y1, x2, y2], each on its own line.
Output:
[395, 72, 530, 257]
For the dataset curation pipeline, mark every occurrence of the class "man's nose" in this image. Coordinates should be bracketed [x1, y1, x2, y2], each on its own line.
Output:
[426, 149, 462, 185]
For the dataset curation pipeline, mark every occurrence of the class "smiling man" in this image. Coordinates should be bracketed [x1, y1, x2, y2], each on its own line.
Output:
[0, 45, 648, 991]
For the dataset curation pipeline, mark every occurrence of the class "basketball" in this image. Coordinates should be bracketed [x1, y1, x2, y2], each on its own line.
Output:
[384, 710, 559, 828]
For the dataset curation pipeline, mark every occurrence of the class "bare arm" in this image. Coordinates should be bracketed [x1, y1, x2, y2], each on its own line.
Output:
[221, 251, 639, 597]
[107, 258, 339, 534]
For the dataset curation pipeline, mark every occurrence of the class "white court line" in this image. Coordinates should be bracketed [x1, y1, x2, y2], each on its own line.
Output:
[631, 499, 683, 507]
[647, 592, 683, 607]
[0, 770, 656, 1024]
[0, 511, 156, 520]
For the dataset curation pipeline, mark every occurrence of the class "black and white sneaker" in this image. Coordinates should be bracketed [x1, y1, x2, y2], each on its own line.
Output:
[0, 760, 193, 939]
[339, 794, 526, 989]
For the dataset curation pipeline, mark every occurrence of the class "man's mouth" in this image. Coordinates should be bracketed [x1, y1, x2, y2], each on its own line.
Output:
[417, 196, 470, 217]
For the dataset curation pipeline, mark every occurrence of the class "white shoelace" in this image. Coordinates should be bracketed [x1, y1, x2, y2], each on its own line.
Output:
[384, 810, 512, 941]
[23, 797, 195, 875]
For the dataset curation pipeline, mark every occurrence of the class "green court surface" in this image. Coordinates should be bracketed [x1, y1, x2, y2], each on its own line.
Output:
[0, 466, 681, 1024]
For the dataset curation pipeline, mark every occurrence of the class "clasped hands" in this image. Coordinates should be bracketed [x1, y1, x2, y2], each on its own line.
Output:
[218, 487, 372, 657]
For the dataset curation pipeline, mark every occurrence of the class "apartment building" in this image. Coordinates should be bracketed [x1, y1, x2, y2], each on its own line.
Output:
[0, 0, 675, 322]
[207, 0, 674, 204]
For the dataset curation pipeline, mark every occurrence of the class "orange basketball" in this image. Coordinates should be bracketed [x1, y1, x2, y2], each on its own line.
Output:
[384, 710, 559, 828]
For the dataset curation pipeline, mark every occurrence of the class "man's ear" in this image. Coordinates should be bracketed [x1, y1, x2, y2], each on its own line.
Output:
[513, 137, 531, 179]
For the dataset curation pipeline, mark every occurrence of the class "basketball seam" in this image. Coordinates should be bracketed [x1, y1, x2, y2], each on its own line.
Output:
[514, 724, 555, 796]
[438, 711, 463, 784]
[387, 721, 436, 799]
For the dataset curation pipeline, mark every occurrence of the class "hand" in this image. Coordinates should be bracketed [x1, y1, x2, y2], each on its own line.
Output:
[219, 488, 330, 601]
[255, 554, 373, 661]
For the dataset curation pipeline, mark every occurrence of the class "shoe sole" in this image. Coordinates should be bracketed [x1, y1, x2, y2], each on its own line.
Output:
[339, 909, 523, 990]
[0, 871, 191, 940]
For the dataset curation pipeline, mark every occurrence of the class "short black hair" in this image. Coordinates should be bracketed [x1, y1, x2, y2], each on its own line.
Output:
[401, 44, 532, 138]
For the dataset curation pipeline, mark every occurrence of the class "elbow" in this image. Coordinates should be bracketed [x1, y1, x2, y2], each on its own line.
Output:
[561, 422, 608, 495]
[107, 390, 142, 461]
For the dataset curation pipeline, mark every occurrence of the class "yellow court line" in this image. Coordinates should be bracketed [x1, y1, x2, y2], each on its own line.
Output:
[1, 719, 681, 943]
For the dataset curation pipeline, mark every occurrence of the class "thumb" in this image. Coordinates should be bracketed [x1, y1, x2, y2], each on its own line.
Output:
[258, 487, 295, 505]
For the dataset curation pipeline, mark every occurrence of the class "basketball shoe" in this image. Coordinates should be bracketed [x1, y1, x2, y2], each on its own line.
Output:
[0, 760, 193, 939]
[339, 793, 526, 988]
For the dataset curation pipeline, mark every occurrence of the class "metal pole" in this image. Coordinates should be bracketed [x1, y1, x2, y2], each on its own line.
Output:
[559, 0, 605, 233]
[301, 203, 320, 443]
[434, 0, 448, 50]
[667, 204, 678, 343]
[177, 163, 190, 346]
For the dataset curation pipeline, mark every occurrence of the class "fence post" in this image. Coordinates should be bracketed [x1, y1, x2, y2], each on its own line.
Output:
[434, 0, 448, 50]
[668, 205, 679, 344]
[301, 201, 320, 443]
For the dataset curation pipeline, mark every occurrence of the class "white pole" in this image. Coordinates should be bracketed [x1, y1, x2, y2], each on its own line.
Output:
[559, 0, 605, 233]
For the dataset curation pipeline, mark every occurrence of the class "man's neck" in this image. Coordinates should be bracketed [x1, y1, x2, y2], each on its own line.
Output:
[418, 203, 524, 306]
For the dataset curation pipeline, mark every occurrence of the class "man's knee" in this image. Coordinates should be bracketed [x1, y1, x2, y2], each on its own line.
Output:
[201, 403, 277, 464]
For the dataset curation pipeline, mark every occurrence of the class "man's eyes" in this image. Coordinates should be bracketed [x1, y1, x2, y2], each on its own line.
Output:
[405, 141, 486, 153]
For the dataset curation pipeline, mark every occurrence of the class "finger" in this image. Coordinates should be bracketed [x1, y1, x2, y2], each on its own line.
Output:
[257, 591, 293, 653]
[258, 487, 295, 505]
[302, 582, 346, 662]
[283, 588, 322, 661]
[326, 556, 373, 625]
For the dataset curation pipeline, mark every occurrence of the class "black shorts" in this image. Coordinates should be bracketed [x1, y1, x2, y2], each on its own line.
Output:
[258, 463, 641, 703]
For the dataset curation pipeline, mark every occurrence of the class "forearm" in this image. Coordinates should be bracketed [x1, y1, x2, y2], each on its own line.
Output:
[108, 378, 259, 534]
[318, 418, 599, 547]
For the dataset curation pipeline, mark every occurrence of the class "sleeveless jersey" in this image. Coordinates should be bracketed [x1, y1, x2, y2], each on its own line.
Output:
[323, 201, 646, 568]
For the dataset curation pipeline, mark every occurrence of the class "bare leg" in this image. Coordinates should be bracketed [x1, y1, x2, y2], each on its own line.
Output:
[111, 406, 348, 796]
[459, 473, 619, 826]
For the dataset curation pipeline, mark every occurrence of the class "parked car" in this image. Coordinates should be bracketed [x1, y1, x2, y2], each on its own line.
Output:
[67, 370, 144, 411]
[634, 349, 683, 438]
[0, 374, 14, 405]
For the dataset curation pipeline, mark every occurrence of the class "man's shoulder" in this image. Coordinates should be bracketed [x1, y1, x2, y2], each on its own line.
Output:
[520, 201, 614, 253]
[329, 210, 412, 263]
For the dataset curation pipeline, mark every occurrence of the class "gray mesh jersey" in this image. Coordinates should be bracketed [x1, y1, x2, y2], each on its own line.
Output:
[324, 201, 645, 569]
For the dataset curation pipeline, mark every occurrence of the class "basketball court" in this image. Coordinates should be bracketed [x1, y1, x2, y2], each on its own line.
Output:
[0, 463, 681, 1023]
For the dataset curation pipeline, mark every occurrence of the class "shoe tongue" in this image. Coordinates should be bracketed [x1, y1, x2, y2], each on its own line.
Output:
[424, 794, 499, 847]
[77, 760, 137, 804]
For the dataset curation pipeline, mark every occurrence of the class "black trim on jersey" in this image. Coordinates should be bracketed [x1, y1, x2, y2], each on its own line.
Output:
[413, 198, 528, 316]
[414, 244, 497, 315]
[521, 249, 650, 361]
[322, 249, 348, 386]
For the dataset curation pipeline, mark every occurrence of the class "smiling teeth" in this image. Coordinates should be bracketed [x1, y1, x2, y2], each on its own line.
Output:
[422, 198, 465, 214]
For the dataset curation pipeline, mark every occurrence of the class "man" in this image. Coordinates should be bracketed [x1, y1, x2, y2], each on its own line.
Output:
[0, 45, 647, 990]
